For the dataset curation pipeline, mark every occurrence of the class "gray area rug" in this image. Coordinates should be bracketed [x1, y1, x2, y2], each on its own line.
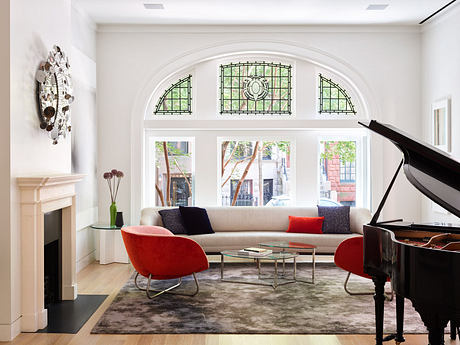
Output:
[92, 263, 428, 334]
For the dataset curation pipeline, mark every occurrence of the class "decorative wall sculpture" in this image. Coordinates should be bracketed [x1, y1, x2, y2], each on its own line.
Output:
[36, 45, 74, 144]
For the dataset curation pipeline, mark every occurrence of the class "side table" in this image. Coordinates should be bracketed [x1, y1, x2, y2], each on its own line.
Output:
[91, 224, 129, 264]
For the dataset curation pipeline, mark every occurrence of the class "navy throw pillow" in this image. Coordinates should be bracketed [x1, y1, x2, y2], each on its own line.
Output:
[179, 206, 215, 235]
[317, 205, 351, 234]
[158, 208, 187, 235]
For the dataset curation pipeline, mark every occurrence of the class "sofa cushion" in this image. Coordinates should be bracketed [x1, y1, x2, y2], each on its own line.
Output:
[141, 206, 371, 234]
[179, 206, 215, 235]
[317, 206, 351, 234]
[158, 208, 187, 234]
[287, 216, 324, 234]
[205, 207, 318, 231]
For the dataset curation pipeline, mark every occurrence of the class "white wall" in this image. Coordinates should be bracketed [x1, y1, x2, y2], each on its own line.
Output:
[0, 0, 98, 340]
[97, 26, 422, 225]
[421, 3, 460, 223]
[0, 1, 13, 340]
[71, 3, 98, 272]
[4, 0, 72, 340]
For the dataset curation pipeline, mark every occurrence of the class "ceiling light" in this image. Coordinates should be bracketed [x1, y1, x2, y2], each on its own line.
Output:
[143, 3, 164, 10]
[366, 4, 389, 10]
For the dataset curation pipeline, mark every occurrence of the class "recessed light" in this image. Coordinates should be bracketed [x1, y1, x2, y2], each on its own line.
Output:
[144, 3, 164, 10]
[366, 4, 389, 10]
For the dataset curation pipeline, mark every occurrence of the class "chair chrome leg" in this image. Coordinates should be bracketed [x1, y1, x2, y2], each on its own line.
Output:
[344, 272, 393, 300]
[134, 272, 200, 299]
[344, 272, 374, 296]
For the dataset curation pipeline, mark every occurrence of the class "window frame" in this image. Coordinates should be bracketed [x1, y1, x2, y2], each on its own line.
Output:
[145, 134, 195, 208]
[317, 133, 369, 208]
[340, 160, 356, 183]
[217, 136, 296, 207]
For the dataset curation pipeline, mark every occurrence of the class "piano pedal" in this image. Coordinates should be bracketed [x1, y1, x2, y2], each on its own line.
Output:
[382, 334, 405, 344]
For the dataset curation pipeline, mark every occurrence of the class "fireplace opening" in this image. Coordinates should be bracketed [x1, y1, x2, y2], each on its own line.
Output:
[44, 209, 62, 307]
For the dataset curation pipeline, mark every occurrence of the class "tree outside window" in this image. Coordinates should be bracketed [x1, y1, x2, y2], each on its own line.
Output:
[154, 140, 193, 206]
[221, 140, 291, 206]
[320, 141, 356, 206]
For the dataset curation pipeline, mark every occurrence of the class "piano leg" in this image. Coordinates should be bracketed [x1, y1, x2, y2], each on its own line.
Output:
[450, 321, 457, 340]
[395, 295, 405, 344]
[427, 326, 445, 345]
[372, 275, 387, 345]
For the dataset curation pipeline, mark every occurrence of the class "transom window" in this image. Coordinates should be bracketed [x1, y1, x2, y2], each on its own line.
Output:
[154, 75, 192, 115]
[220, 62, 292, 115]
[318, 74, 356, 114]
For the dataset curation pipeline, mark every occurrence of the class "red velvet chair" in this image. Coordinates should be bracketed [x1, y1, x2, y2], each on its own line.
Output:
[121, 225, 209, 299]
[334, 236, 392, 298]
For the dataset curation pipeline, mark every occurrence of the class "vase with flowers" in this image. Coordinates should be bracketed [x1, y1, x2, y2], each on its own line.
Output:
[103, 169, 124, 227]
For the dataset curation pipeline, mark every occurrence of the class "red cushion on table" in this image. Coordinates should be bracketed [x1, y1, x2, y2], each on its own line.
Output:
[286, 216, 324, 234]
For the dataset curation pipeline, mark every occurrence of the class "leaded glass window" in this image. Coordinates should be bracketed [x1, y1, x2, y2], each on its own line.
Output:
[318, 74, 356, 114]
[220, 62, 292, 115]
[154, 75, 192, 115]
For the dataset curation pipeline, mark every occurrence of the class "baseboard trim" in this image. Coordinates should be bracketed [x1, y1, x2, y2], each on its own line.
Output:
[77, 250, 96, 273]
[0, 317, 21, 341]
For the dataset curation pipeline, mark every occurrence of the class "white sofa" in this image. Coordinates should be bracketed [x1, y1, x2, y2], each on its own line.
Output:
[140, 206, 372, 254]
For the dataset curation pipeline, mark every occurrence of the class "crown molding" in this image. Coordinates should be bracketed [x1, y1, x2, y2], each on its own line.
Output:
[98, 24, 421, 34]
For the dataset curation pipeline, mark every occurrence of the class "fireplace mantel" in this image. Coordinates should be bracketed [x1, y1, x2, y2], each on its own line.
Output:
[17, 174, 84, 332]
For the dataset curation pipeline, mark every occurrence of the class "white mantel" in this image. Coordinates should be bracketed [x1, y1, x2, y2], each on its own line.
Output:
[17, 174, 84, 332]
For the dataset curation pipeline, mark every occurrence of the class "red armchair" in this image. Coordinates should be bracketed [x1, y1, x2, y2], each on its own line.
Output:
[121, 225, 209, 299]
[334, 236, 392, 298]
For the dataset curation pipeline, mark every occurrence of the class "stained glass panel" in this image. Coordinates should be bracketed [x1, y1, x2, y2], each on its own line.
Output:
[318, 74, 356, 114]
[220, 62, 292, 115]
[154, 75, 192, 115]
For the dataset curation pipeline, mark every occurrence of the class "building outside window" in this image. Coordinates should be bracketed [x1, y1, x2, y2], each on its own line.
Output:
[319, 140, 358, 207]
[220, 140, 291, 206]
[153, 139, 194, 206]
[340, 160, 356, 183]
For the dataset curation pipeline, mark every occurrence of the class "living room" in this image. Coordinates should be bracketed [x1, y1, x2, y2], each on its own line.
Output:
[1, 0, 459, 344]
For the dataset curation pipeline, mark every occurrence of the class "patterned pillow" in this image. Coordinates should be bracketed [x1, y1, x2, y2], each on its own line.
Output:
[317, 205, 351, 234]
[158, 208, 187, 235]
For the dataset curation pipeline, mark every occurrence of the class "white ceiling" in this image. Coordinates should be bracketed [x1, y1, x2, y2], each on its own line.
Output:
[74, 0, 453, 25]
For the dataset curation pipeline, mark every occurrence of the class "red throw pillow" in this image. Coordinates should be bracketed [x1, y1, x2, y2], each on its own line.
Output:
[287, 216, 324, 234]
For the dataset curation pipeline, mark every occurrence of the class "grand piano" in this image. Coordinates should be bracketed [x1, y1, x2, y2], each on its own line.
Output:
[358, 120, 460, 345]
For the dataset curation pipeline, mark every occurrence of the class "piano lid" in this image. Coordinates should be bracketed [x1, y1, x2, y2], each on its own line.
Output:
[359, 120, 460, 218]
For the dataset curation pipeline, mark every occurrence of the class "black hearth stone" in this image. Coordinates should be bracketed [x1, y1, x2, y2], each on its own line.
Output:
[37, 294, 107, 334]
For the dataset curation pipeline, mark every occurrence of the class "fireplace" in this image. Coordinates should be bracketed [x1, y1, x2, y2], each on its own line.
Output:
[44, 210, 62, 306]
[17, 174, 83, 332]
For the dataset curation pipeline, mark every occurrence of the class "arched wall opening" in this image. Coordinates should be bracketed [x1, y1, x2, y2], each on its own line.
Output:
[130, 41, 382, 223]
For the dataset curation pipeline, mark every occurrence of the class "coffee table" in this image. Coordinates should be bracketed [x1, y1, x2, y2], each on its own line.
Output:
[220, 250, 298, 289]
[259, 241, 316, 284]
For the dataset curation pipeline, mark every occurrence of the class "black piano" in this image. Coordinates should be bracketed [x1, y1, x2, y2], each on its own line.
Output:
[359, 120, 460, 345]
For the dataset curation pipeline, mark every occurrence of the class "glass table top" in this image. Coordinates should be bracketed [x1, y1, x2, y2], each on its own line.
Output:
[90, 224, 124, 230]
[221, 250, 298, 260]
[259, 241, 317, 250]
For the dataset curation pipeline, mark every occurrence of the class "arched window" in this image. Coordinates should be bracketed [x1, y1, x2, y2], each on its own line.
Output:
[154, 75, 192, 115]
[318, 74, 356, 114]
[220, 62, 292, 115]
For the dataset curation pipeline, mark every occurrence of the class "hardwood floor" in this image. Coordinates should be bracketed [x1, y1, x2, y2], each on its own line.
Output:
[1, 262, 457, 345]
